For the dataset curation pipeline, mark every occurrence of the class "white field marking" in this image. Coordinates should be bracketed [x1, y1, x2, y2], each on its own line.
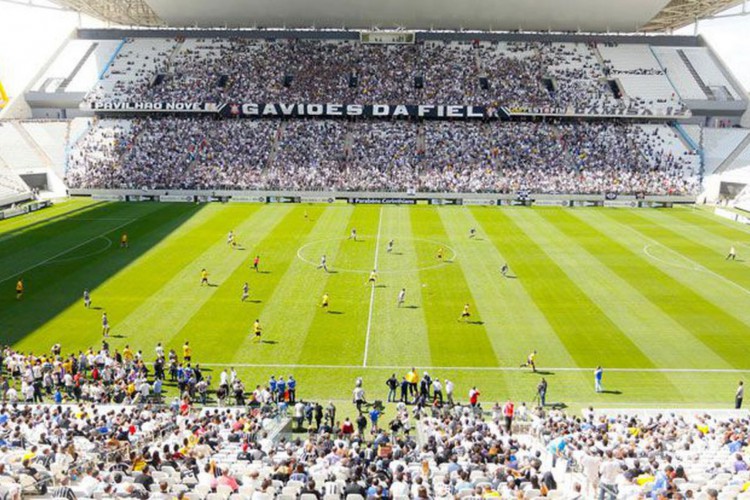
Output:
[200, 362, 750, 373]
[296, 236, 458, 274]
[362, 207, 383, 367]
[46, 236, 113, 264]
[0, 217, 133, 245]
[0, 218, 137, 284]
[629, 226, 750, 298]
[642, 244, 700, 272]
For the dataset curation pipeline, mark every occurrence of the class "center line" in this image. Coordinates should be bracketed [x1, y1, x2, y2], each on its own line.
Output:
[363, 206, 384, 367]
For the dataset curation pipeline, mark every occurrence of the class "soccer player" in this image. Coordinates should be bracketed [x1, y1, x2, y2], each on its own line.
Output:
[727, 246, 737, 261]
[348, 228, 357, 241]
[120, 233, 128, 248]
[241, 282, 249, 302]
[436, 247, 444, 260]
[317, 254, 329, 272]
[200, 268, 209, 286]
[520, 350, 537, 372]
[459, 303, 471, 321]
[594, 366, 603, 393]
[252, 255, 260, 272]
[155, 342, 164, 358]
[227, 230, 235, 248]
[321, 293, 329, 310]
[469, 228, 476, 239]
[101, 312, 110, 337]
[397, 288, 406, 307]
[367, 269, 378, 285]
[15, 278, 23, 300]
[501, 263, 509, 277]
[253, 319, 262, 343]
[83, 289, 91, 308]
[304, 210, 309, 220]
[183, 341, 192, 362]
[387, 239, 394, 253]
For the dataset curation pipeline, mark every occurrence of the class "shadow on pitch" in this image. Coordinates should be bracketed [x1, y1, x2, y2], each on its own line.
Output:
[245, 299, 262, 304]
[599, 389, 622, 395]
[327, 310, 344, 315]
[504, 275, 518, 279]
[526, 370, 555, 376]
[403, 305, 419, 309]
[256, 270, 272, 274]
[0, 201, 204, 347]
[466, 320, 484, 325]
[261, 340, 278, 345]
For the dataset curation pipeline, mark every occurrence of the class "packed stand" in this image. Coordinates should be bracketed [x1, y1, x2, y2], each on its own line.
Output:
[85, 37, 690, 117]
[66, 118, 700, 195]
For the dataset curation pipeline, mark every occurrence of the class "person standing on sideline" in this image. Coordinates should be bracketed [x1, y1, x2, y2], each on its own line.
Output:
[353, 379, 366, 412]
[595, 366, 604, 393]
[537, 378, 547, 407]
[386, 374, 398, 402]
[736, 381, 744, 409]
[445, 379, 455, 406]
[469, 386, 480, 407]
[502, 399, 515, 434]
[432, 378, 443, 404]
[727, 246, 737, 260]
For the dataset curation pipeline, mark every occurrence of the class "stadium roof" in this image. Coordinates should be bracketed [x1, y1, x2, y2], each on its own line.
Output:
[47, 0, 742, 32]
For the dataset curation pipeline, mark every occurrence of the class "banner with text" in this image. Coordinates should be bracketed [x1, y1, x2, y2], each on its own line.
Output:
[90, 101, 509, 120]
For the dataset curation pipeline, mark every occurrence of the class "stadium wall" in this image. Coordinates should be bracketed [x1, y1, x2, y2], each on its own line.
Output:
[68, 189, 695, 208]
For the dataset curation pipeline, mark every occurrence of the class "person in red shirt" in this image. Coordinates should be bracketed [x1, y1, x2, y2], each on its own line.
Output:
[503, 400, 515, 434]
[469, 387, 480, 407]
[341, 417, 354, 435]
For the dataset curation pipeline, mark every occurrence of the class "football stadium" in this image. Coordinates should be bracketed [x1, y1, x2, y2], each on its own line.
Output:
[1, 0, 750, 498]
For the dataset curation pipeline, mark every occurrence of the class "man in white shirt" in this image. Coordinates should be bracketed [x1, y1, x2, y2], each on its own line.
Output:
[581, 449, 602, 497]
[445, 379, 454, 406]
[598, 450, 623, 500]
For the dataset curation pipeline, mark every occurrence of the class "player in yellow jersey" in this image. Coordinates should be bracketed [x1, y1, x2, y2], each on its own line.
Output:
[15, 278, 23, 300]
[436, 247, 444, 260]
[366, 269, 378, 285]
[183, 341, 192, 362]
[200, 269, 209, 286]
[253, 319, 262, 343]
[520, 350, 537, 372]
[120, 233, 128, 248]
[459, 303, 471, 322]
[321, 293, 329, 310]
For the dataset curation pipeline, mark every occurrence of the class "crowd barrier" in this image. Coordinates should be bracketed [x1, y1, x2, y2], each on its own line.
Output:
[70, 189, 696, 208]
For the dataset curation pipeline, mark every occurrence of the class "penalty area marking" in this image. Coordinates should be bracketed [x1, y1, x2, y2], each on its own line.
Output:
[296, 236, 458, 274]
[46, 236, 113, 264]
[201, 362, 750, 374]
[0, 218, 137, 284]
[642, 244, 700, 272]
[641, 242, 750, 298]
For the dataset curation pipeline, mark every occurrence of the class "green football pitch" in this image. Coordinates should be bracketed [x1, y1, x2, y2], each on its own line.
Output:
[2, 198, 750, 411]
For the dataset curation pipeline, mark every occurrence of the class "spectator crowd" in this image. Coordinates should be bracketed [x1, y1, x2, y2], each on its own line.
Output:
[85, 38, 688, 118]
[66, 117, 700, 196]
